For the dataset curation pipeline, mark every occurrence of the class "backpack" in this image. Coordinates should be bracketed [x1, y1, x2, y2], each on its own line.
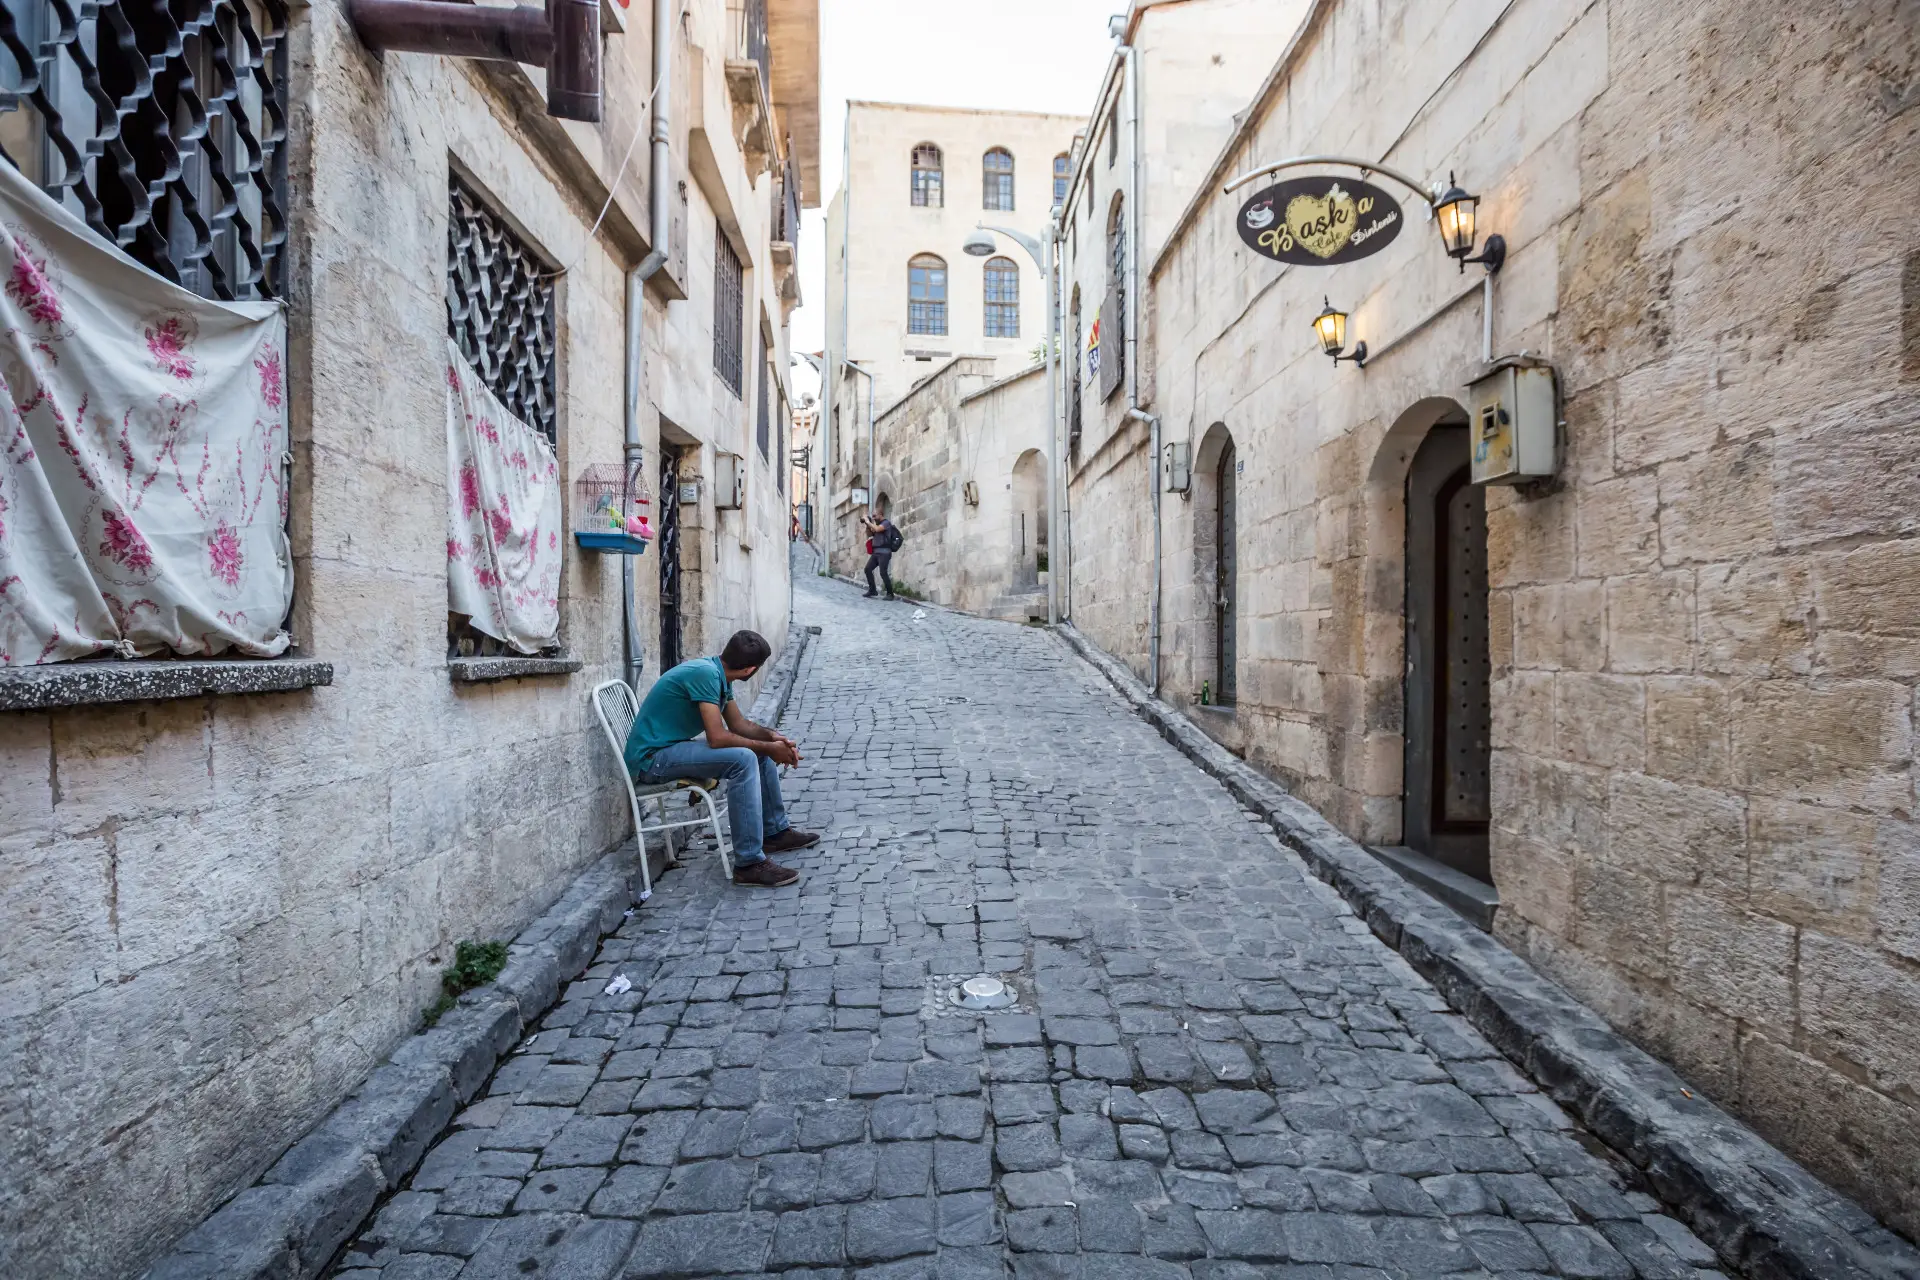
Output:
[886, 523, 905, 552]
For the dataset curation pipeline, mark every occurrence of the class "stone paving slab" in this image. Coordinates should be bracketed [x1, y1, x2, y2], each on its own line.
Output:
[321, 575, 1850, 1280]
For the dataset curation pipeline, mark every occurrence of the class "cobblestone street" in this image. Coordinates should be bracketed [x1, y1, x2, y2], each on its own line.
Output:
[330, 573, 1729, 1280]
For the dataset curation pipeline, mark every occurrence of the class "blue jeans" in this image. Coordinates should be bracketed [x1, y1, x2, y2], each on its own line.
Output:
[638, 740, 789, 866]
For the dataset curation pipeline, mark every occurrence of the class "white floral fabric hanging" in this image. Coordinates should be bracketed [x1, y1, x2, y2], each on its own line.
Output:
[0, 158, 290, 665]
[445, 339, 561, 653]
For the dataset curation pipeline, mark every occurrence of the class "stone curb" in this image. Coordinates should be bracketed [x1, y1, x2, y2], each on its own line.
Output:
[1055, 623, 1920, 1280]
[748, 623, 815, 727]
[142, 632, 818, 1280]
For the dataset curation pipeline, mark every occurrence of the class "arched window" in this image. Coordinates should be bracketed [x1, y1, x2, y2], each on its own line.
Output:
[1052, 153, 1070, 208]
[1101, 195, 1127, 397]
[908, 253, 948, 335]
[983, 257, 1020, 338]
[911, 143, 943, 207]
[1068, 286, 1083, 448]
[983, 147, 1014, 211]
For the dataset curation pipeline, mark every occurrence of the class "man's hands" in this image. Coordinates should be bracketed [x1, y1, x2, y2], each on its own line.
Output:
[705, 700, 803, 766]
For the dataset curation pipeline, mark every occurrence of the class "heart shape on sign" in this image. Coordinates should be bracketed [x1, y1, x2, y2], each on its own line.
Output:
[1284, 186, 1357, 259]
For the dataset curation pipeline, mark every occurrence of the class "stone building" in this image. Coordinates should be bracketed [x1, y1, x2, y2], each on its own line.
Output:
[0, 0, 815, 1274]
[854, 355, 1054, 619]
[1057, 0, 1920, 1240]
[819, 101, 1080, 571]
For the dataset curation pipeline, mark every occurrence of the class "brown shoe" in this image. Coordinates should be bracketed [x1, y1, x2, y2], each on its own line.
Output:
[732, 859, 800, 888]
[764, 828, 821, 854]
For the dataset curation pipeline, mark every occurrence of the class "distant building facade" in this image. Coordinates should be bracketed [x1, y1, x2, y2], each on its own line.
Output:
[820, 101, 1080, 573]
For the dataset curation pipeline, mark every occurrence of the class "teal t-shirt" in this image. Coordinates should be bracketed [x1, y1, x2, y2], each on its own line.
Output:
[624, 656, 732, 773]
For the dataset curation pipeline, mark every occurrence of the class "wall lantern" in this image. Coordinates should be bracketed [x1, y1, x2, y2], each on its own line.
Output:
[1434, 173, 1504, 273]
[1312, 298, 1366, 368]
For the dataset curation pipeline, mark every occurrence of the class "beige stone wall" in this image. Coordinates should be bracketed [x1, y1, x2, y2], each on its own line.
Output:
[0, 0, 802, 1273]
[1064, 0, 1920, 1239]
[842, 358, 1051, 616]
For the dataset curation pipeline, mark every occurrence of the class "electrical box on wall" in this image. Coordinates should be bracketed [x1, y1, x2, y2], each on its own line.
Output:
[1162, 441, 1191, 493]
[1468, 358, 1558, 484]
[713, 453, 745, 509]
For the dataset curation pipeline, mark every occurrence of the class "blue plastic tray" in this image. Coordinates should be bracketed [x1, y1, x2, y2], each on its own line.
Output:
[573, 531, 650, 555]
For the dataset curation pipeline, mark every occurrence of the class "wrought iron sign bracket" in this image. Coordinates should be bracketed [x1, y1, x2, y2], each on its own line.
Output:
[349, 0, 602, 122]
[1224, 155, 1442, 210]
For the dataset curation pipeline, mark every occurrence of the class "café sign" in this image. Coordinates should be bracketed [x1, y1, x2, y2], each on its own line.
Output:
[1236, 176, 1403, 266]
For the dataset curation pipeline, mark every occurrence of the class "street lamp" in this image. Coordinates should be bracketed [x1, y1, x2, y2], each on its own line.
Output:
[968, 222, 1062, 627]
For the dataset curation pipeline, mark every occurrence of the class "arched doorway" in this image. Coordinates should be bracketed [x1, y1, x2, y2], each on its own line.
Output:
[1403, 420, 1491, 881]
[1193, 424, 1237, 704]
[1011, 449, 1046, 588]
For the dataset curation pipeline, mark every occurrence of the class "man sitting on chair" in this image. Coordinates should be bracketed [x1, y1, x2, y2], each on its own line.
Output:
[624, 630, 818, 887]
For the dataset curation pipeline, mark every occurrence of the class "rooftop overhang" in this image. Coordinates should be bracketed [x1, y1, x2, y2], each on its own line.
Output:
[767, 0, 820, 206]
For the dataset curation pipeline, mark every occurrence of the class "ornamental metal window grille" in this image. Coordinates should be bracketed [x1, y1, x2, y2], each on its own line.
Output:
[446, 175, 557, 444]
[1106, 101, 1118, 166]
[755, 331, 769, 459]
[983, 256, 1018, 339]
[776, 394, 786, 496]
[910, 142, 942, 207]
[982, 147, 1013, 211]
[0, 0, 291, 299]
[713, 221, 743, 396]
[1052, 153, 1069, 208]
[907, 252, 946, 336]
[1108, 194, 1126, 348]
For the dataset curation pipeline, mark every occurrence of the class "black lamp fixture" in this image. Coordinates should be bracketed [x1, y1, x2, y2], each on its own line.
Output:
[1434, 172, 1504, 273]
[1312, 298, 1366, 368]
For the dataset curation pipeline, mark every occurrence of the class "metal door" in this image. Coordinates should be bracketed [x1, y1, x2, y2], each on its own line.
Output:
[658, 446, 683, 671]
[1217, 442, 1238, 703]
[1404, 424, 1491, 880]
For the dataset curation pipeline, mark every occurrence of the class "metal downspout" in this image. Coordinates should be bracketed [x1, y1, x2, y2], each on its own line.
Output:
[1043, 232, 1059, 626]
[1123, 43, 1160, 694]
[622, 0, 674, 690]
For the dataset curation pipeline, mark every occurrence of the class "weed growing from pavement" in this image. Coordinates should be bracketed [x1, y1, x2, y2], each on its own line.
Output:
[425, 939, 509, 1025]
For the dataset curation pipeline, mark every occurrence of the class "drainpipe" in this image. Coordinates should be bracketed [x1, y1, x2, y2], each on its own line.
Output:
[1121, 44, 1159, 693]
[1043, 231, 1059, 626]
[621, 0, 674, 690]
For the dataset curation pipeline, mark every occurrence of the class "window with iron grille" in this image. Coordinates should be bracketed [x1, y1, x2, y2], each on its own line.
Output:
[0, 0, 291, 299]
[1108, 194, 1126, 347]
[1107, 100, 1119, 167]
[982, 147, 1013, 211]
[447, 175, 558, 443]
[713, 221, 743, 396]
[908, 252, 946, 336]
[755, 331, 770, 459]
[910, 142, 942, 208]
[983, 256, 1018, 339]
[1052, 153, 1070, 209]
[777, 393, 786, 496]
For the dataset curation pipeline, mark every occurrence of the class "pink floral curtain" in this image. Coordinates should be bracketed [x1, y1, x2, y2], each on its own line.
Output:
[445, 340, 561, 653]
[0, 159, 291, 665]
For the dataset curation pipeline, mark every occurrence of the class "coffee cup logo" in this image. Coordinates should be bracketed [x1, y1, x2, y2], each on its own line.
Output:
[1236, 176, 1403, 266]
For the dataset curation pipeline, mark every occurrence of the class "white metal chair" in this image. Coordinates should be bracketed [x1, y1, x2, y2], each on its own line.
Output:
[591, 679, 734, 895]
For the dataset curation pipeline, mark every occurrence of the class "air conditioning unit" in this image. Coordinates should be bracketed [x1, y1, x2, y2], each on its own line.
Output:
[713, 453, 745, 509]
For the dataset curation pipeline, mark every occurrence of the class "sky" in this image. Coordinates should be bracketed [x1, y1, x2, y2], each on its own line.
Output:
[789, 0, 1124, 398]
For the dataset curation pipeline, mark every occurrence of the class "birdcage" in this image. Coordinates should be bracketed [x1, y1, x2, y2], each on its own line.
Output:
[573, 458, 653, 554]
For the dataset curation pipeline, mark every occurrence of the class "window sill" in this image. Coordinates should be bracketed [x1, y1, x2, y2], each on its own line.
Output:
[448, 655, 583, 684]
[0, 657, 334, 712]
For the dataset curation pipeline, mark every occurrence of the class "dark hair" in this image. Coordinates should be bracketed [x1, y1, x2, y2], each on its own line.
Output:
[720, 630, 773, 672]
